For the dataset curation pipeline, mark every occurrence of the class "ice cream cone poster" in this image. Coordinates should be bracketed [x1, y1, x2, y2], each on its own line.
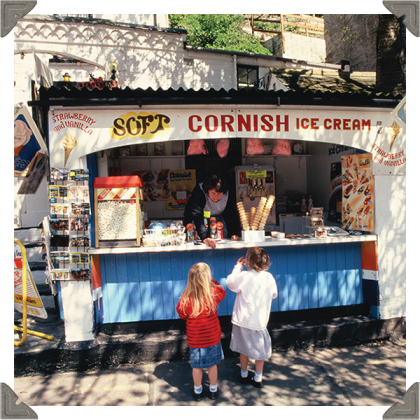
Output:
[370, 97, 406, 175]
[49, 111, 97, 168]
[61, 132, 78, 167]
[341, 153, 374, 232]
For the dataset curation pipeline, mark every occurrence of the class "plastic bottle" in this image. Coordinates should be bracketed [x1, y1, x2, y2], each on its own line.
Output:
[308, 196, 314, 211]
[301, 196, 307, 213]
[209, 217, 217, 238]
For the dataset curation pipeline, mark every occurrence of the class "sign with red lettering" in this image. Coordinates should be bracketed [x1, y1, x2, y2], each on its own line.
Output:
[48, 108, 397, 169]
[370, 97, 406, 175]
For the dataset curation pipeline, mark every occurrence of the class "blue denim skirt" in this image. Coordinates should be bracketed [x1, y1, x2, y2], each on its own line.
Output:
[190, 341, 224, 369]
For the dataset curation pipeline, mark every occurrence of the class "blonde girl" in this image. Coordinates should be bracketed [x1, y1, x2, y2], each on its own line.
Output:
[226, 247, 278, 388]
[176, 262, 226, 401]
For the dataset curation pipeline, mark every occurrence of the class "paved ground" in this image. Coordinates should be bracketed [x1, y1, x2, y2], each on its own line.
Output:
[11, 227, 410, 413]
[14, 339, 406, 407]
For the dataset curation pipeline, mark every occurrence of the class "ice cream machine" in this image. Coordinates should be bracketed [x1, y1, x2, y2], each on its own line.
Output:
[233, 165, 276, 226]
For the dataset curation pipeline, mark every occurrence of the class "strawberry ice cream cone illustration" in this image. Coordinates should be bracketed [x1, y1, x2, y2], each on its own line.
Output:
[388, 121, 401, 151]
[61, 132, 77, 166]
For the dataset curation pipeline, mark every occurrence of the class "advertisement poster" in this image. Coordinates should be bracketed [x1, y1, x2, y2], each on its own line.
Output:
[166, 169, 196, 211]
[14, 106, 47, 175]
[136, 169, 171, 201]
[14, 244, 47, 319]
[17, 153, 48, 194]
[342, 153, 374, 232]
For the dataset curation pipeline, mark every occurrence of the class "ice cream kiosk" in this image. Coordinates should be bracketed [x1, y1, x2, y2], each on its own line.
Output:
[37, 86, 405, 344]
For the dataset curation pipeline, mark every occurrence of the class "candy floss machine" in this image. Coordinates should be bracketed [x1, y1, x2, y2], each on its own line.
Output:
[233, 166, 276, 226]
[94, 176, 144, 247]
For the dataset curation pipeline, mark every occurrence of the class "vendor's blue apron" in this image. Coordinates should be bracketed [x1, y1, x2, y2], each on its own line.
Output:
[200, 183, 229, 238]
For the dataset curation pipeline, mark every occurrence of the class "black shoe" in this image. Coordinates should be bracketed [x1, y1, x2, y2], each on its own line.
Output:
[193, 391, 203, 401]
[240, 373, 252, 384]
[250, 376, 263, 388]
[209, 390, 218, 400]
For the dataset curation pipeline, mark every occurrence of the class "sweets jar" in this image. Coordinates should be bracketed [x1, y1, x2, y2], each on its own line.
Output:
[314, 227, 327, 238]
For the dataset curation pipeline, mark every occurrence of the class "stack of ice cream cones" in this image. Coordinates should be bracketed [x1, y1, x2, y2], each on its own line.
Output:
[237, 201, 249, 231]
[237, 195, 275, 231]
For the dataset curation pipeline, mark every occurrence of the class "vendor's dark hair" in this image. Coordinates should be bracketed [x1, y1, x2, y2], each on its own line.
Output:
[202, 172, 228, 194]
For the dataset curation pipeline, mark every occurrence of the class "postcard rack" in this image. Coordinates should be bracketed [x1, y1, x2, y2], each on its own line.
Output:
[46, 168, 91, 281]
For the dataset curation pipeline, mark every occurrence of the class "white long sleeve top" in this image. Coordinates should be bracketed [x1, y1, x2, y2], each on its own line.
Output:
[226, 263, 278, 331]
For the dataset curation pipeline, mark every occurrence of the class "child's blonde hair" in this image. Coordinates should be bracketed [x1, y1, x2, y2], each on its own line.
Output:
[179, 262, 221, 317]
[245, 247, 271, 272]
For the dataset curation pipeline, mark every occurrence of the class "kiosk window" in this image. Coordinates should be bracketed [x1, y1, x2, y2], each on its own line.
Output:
[237, 65, 258, 90]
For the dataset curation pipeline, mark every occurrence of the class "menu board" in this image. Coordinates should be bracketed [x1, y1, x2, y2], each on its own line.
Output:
[341, 153, 374, 232]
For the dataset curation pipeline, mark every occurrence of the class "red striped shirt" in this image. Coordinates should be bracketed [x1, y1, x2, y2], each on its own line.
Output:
[176, 281, 225, 348]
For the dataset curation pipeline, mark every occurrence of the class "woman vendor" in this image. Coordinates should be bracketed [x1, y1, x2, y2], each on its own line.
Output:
[184, 172, 241, 249]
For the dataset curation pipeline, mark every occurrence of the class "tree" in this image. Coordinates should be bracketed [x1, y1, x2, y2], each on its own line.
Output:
[376, 14, 405, 96]
[169, 14, 272, 55]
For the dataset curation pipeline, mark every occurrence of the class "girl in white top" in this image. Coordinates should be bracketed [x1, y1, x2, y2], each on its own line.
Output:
[226, 247, 278, 388]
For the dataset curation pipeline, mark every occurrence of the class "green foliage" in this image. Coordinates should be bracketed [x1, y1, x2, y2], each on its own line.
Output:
[169, 14, 272, 55]
[340, 26, 357, 43]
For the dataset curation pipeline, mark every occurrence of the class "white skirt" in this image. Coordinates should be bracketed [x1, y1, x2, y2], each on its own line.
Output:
[229, 324, 272, 360]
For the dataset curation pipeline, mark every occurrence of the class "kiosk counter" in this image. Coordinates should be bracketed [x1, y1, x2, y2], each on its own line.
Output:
[89, 234, 377, 324]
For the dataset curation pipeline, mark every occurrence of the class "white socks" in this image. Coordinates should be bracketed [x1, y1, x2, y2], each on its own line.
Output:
[242, 369, 262, 382]
[253, 371, 263, 382]
[195, 384, 217, 393]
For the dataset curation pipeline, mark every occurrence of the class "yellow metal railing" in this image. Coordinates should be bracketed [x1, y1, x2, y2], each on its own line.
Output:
[14, 238, 54, 346]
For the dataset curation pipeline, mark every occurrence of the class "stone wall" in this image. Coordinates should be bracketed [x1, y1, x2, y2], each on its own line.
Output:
[263, 32, 326, 63]
[324, 15, 379, 71]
